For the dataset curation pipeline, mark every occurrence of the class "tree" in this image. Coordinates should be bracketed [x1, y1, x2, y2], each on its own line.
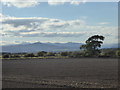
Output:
[80, 35, 105, 57]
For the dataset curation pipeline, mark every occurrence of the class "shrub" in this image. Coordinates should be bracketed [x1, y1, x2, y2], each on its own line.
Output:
[67, 52, 84, 58]
[60, 52, 68, 56]
[37, 52, 44, 56]
[46, 52, 55, 56]
[106, 51, 116, 57]
[2, 54, 10, 58]
[116, 50, 120, 57]
[24, 53, 35, 57]
[10, 55, 20, 58]
[99, 50, 116, 57]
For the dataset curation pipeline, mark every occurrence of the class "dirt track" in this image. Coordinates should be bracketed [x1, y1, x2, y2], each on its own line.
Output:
[2, 58, 118, 88]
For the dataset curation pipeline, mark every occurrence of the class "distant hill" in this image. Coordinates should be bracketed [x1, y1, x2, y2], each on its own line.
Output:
[101, 43, 118, 49]
[1, 42, 118, 53]
[1, 42, 83, 53]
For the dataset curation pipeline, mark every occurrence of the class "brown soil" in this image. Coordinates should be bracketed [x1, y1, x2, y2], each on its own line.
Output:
[2, 58, 118, 88]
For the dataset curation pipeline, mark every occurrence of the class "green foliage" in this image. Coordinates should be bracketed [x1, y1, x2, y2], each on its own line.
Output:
[116, 50, 120, 57]
[80, 35, 105, 57]
[60, 52, 68, 56]
[46, 52, 55, 56]
[73, 52, 82, 58]
[10, 54, 20, 58]
[24, 53, 35, 57]
[2, 54, 10, 58]
[105, 50, 116, 57]
[2, 48, 120, 59]
[37, 51, 47, 56]
[99, 48, 119, 57]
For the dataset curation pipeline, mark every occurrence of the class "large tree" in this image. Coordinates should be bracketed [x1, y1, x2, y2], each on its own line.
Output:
[80, 35, 105, 56]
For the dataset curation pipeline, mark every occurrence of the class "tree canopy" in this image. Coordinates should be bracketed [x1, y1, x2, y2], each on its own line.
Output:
[80, 35, 105, 57]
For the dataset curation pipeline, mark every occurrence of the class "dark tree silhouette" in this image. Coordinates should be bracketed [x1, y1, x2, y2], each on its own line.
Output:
[80, 35, 105, 57]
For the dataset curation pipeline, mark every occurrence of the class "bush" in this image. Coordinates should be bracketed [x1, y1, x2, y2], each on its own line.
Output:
[2, 54, 10, 58]
[46, 52, 55, 56]
[106, 51, 116, 57]
[116, 50, 120, 57]
[9, 54, 20, 58]
[37, 52, 44, 56]
[66, 51, 85, 58]
[60, 52, 68, 56]
[99, 50, 116, 58]
[24, 53, 35, 57]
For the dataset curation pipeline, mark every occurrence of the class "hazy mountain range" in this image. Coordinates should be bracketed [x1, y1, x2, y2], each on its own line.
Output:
[1, 42, 118, 53]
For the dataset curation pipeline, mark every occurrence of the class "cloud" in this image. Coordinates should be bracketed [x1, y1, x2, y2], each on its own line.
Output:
[1, 0, 40, 8]
[20, 32, 86, 37]
[70, 1, 81, 5]
[0, 40, 17, 45]
[48, 0, 65, 5]
[47, 0, 85, 5]
[2, 17, 49, 27]
[1, 14, 87, 37]
[1, 0, 86, 8]
[1, 14, 118, 44]
[1, 15, 86, 36]
[0, 41, 6, 45]
[98, 22, 110, 25]
[0, 13, 4, 18]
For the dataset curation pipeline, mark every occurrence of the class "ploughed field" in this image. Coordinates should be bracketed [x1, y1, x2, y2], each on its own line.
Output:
[2, 58, 118, 88]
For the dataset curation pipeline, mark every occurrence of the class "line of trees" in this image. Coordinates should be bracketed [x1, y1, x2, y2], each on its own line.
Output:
[2, 49, 120, 59]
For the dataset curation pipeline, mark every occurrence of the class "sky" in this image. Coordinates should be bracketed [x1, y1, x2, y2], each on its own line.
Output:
[0, 0, 118, 45]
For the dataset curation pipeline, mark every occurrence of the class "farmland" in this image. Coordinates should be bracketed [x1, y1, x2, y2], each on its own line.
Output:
[2, 58, 118, 88]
